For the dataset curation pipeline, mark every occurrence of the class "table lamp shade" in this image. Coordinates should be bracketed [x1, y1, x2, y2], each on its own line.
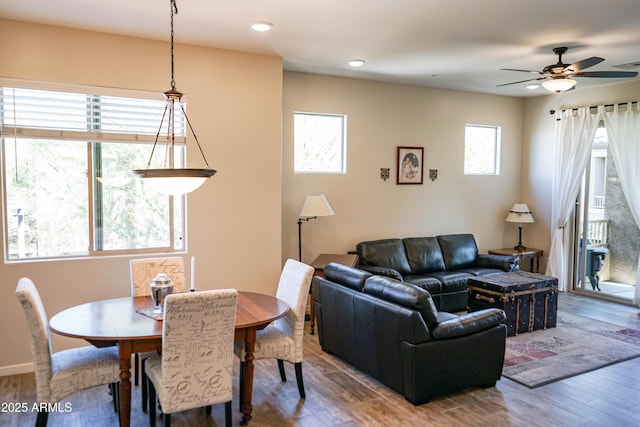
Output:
[506, 203, 534, 224]
[299, 194, 335, 218]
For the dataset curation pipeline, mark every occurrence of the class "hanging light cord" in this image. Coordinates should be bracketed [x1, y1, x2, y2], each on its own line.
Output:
[170, 0, 177, 91]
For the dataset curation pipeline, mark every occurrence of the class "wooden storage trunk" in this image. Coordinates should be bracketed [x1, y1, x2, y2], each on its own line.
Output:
[467, 271, 558, 336]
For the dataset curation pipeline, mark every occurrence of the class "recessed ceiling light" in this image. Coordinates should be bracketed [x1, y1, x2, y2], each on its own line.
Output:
[251, 22, 273, 32]
[526, 84, 540, 90]
[348, 59, 365, 67]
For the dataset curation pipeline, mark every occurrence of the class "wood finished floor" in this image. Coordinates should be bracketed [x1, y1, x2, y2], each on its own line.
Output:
[1, 292, 639, 427]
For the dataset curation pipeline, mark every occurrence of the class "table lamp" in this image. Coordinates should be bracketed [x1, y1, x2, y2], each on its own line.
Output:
[506, 203, 534, 251]
[298, 194, 335, 261]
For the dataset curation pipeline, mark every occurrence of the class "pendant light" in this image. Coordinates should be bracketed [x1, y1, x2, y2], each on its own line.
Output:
[132, 0, 216, 195]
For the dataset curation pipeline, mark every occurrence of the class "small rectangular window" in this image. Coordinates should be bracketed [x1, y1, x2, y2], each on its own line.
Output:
[294, 112, 346, 173]
[464, 124, 501, 175]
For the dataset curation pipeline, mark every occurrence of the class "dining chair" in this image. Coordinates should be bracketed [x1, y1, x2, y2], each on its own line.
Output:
[129, 256, 186, 410]
[145, 289, 237, 427]
[130, 257, 187, 297]
[234, 259, 314, 400]
[15, 277, 120, 427]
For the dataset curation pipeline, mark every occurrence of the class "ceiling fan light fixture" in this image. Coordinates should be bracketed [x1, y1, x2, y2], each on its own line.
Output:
[348, 59, 365, 67]
[542, 78, 577, 93]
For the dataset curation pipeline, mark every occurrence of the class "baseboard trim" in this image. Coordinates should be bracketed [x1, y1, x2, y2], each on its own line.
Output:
[0, 363, 34, 377]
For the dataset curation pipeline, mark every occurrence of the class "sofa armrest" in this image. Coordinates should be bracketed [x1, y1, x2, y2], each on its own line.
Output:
[431, 308, 506, 340]
[357, 265, 404, 281]
[476, 254, 520, 272]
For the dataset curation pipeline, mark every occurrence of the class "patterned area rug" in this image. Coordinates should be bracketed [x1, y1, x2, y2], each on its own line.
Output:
[502, 311, 640, 388]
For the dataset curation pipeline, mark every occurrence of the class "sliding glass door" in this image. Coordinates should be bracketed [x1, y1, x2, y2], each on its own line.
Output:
[572, 126, 638, 303]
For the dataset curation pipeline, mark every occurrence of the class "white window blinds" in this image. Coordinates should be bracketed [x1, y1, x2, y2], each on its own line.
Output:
[0, 85, 186, 144]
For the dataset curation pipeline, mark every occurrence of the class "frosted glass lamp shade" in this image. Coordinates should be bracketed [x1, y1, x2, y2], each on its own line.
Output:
[132, 168, 217, 196]
[542, 78, 576, 93]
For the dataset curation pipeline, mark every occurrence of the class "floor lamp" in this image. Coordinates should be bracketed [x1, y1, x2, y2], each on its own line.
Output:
[298, 194, 335, 261]
[506, 203, 535, 251]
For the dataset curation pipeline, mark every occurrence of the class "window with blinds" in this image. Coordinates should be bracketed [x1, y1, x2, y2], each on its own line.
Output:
[1, 81, 186, 261]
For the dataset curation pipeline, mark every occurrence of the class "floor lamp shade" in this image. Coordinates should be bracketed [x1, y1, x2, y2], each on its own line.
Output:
[506, 203, 534, 251]
[299, 194, 335, 218]
[298, 194, 335, 261]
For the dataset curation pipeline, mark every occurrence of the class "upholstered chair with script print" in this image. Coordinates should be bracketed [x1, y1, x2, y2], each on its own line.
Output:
[130, 257, 187, 297]
[129, 256, 186, 409]
[234, 259, 314, 399]
[145, 289, 237, 427]
[15, 278, 120, 427]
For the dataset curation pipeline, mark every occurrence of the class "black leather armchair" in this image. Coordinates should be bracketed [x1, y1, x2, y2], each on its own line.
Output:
[314, 263, 507, 405]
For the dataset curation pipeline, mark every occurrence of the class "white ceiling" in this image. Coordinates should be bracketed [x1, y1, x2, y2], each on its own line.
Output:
[2, 0, 640, 98]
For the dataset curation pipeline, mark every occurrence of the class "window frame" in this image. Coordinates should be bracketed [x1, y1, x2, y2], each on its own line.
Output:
[0, 78, 187, 262]
[464, 124, 501, 176]
[293, 111, 347, 174]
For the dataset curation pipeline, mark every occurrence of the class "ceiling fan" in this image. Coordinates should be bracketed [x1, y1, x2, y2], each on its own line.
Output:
[498, 46, 638, 92]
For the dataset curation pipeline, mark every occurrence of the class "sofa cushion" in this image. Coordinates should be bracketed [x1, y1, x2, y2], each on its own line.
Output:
[437, 234, 479, 270]
[402, 275, 442, 294]
[422, 271, 473, 292]
[357, 265, 403, 281]
[458, 267, 506, 277]
[476, 254, 520, 272]
[323, 263, 372, 291]
[357, 238, 412, 276]
[363, 275, 439, 327]
[403, 237, 446, 274]
[431, 309, 506, 340]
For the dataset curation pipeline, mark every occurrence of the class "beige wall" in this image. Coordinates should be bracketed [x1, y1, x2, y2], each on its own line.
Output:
[0, 19, 283, 372]
[5, 17, 638, 375]
[282, 72, 526, 263]
[521, 79, 640, 272]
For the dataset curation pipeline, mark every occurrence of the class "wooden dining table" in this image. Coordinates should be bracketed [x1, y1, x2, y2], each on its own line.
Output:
[49, 291, 289, 426]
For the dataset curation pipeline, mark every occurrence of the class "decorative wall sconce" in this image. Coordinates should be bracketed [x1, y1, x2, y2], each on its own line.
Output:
[380, 168, 390, 181]
[429, 169, 438, 181]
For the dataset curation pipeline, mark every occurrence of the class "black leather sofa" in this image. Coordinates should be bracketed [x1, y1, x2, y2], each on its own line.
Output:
[313, 262, 507, 405]
[356, 233, 519, 312]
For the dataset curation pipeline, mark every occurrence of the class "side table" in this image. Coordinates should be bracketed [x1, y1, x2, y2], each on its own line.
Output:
[488, 247, 544, 273]
[308, 253, 359, 334]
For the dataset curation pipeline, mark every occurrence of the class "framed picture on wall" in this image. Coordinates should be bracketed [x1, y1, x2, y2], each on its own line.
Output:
[397, 146, 424, 185]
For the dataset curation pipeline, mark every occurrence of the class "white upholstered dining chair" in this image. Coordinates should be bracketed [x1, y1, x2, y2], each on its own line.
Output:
[129, 256, 186, 410]
[130, 257, 187, 297]
[234, 259, 314, 400]
[145, 289, 237, 427]
[15, 277, 121, 427]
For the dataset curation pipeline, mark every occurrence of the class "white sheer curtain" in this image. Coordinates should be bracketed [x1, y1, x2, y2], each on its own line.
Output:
[602, 102, 640, 305]
[545, 107, 602, 291]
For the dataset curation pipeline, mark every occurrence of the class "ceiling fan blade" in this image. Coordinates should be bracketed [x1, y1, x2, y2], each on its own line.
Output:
[564, 57, 604, 73]
[501, 68, 543, 74]
[497, 76, 547, 87]
[573, 70, 638, 78]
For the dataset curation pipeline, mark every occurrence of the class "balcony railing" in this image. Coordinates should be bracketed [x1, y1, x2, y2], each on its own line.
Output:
[586, 219, 608, 246]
